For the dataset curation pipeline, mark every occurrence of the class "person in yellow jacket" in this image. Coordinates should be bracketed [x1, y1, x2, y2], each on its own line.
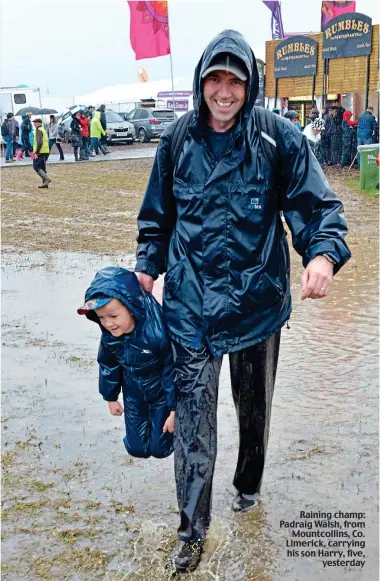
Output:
[32, 119, 52, 188]
[90, 111, 107, 156]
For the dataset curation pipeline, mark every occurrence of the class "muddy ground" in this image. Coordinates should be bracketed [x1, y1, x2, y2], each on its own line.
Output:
[1, 164, 379, 580]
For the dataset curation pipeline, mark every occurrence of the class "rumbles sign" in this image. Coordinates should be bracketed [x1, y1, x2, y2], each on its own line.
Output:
[274, 36, 318, 78]
[322, 12, 372, 58]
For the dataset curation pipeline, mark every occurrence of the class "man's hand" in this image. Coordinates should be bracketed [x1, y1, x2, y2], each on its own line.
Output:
[108, 401, 124, 416]
[135, 272, 154, 293]
[301, 255, 334, 300]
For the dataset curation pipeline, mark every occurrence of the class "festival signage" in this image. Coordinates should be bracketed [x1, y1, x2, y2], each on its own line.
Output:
[157, 91, 192, 98]
[167, 100, 189, 111]
[322, 12, 372, 58]
[274, 36, 318, 78]
[255, 60, 265, 106]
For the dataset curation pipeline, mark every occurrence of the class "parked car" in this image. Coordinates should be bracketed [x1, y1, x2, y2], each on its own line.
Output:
[104, 110, 135, 144]
[57, 108, 135, 144]
[127, 108, 177, 142]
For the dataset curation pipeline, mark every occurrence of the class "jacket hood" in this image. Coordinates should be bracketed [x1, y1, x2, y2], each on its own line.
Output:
[192, 29, 259, 123]
[80, 267, 146, 328]
[343, 110, 353, 120]
[94, 111, 101, 120]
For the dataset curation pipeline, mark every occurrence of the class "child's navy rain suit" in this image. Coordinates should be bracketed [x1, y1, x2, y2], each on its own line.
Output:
[80, 267, 176, 459]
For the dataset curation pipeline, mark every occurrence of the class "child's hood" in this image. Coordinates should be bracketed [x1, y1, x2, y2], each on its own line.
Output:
[79, 267, 146, 326]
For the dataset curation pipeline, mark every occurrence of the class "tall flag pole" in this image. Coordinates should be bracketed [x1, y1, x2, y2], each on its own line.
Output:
[262, 1, 285, 40]
[166, 1, 176, 118]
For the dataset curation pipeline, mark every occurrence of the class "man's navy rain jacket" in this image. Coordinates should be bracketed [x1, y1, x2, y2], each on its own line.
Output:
[135, 30, 351, 357]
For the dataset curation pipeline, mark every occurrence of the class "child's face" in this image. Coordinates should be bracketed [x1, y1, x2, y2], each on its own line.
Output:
[95, 298, 135, 336]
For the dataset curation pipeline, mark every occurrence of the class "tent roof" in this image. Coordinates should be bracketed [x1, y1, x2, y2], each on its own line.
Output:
[76, 76, 193, 105]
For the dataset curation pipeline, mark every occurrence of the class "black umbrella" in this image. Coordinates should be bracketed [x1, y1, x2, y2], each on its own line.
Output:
[38, 108, 58, 115]
[15, 106, 41, 116]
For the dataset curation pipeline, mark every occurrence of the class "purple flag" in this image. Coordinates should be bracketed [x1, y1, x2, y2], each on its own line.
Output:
[263, 1, 285, 39]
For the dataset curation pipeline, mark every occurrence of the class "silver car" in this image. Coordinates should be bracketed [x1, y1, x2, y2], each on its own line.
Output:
[105, 110, 135, 144]
[127, 108, 177, 142]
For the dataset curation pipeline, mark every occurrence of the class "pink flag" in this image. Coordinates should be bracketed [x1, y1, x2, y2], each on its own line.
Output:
[127, 1, 170, 60]
[321, 1, 356, 30]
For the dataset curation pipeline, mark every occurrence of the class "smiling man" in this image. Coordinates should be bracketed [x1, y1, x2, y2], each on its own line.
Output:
[134, 30, 351, 573]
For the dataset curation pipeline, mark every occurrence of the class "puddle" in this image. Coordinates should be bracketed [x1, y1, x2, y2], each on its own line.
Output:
[1, 176, 379, 580]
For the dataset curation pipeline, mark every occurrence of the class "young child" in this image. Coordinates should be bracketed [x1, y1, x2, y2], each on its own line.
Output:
[77, 266, 176, 458]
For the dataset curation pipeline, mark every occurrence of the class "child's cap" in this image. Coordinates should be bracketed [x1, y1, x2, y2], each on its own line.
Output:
[77, 297, 112, 315]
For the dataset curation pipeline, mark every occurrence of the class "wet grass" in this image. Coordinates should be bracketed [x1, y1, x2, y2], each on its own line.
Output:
[343, 170, 379, 197]
[1, 440, 148, 578]
[28, 480, 56, 493]
[32, 547, 115, 580]
[110, 500, 135, 514]
[1, 159, 153, 254]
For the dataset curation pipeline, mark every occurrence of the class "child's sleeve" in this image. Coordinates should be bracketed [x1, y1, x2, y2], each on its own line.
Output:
[97, 339, 123, 402]
[160, 333, 176, 411]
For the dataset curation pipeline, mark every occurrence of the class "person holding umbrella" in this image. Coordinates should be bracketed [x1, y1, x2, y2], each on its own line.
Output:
[32, 118, 52, 188]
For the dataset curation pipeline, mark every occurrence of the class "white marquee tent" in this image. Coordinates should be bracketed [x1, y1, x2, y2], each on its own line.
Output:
[75, 76, 194, 112]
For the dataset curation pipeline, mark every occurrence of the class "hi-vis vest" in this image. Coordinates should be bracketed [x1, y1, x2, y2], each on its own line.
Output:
[33, 126, 49, 153]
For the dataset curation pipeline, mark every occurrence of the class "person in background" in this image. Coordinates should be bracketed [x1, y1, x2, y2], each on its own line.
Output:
[19, 115, 33, 159]
[86, 105, 95, 120]
[284, 110, 301, 131]
[90, 111, 107, 156]
[341, 110, 357, 168]
[330, 98, 345, 165]
[97, 104, 108, 153]
[307, 107, 319, 125]
[79, 111, 90, 160]
[357, 106, 377, 167]
[48, 115, 65, 161]
[32, 118, 52, 188]
[303, 117, 325, 157]
[321, 106, 333, 165]
[1, 113, 16, 163]
[13, 118, 20, 159]
[16, 121, 25, 160]
[70, 111, 83, 161]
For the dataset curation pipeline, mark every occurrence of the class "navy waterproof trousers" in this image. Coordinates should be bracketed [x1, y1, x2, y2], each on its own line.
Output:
[173, 331, 281, 542]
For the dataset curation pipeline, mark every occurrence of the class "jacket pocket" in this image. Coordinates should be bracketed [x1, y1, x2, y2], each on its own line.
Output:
[260, 273, 284, 303]
[164, 261, 184, 300]
[243, 271, 284, 312]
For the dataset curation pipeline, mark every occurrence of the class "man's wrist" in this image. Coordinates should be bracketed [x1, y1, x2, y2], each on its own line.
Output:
[321, 253, 337, 265]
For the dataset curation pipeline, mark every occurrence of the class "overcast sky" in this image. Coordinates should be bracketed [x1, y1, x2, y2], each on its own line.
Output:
[1, 0, 378, 97]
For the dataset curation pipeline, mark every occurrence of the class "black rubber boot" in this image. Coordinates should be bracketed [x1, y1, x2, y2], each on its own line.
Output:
[232, 491, 259, 512]
[172, 541, 204, 574]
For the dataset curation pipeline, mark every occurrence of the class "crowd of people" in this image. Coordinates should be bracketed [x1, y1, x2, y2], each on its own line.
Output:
[1, 105, 113, 187]
[1, 104, 110, 166]
[273, 101, 378, 168]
